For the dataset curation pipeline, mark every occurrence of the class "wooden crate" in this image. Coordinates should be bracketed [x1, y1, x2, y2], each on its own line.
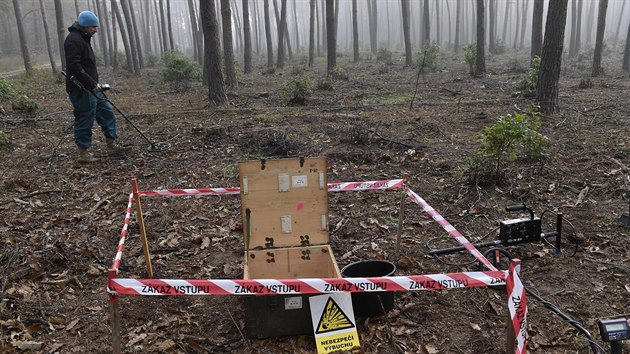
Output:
[239, 157, 341, 338]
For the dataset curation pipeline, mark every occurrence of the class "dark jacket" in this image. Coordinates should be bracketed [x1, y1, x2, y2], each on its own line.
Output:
[64, 22, 98, 93]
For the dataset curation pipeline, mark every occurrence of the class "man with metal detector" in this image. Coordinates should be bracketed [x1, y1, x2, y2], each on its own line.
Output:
[64, 10, 129, 163]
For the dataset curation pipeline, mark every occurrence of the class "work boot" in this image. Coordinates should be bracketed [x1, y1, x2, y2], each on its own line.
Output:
[77, 147, 98, 163]
[106, 138, 131, 155]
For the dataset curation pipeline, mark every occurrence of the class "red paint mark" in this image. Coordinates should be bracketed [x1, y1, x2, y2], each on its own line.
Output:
[297, 202, 304, 211]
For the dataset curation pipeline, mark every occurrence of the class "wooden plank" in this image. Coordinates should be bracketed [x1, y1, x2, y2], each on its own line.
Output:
[110, 300, 121, 354]
[239, 158, 329, 249]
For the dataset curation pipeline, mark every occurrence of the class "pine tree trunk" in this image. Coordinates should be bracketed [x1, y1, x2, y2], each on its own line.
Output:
[326, 0, 336, 71]
[537, 0, 569, 113]
[575, 0, 583, 56]
[159, 0, 169, 53]
[127, 0, 144, 68]
[94, 0, 110, 67]
[200, 0, 228, 104]
[276, 0, 287, 68]
[54, 0, 66, 71]
[351, 0, 358, 63]
[423, 0, 430, 46]
[488, 0, 496, 54]
[112, 0, 118, 71]
[243, 0, 252, 73]
[531, 0, 544, 59]
[39, 0, 59, 75]
[623, 19, 630, 71]
[120, 0, 140, 74]
[369, 0, 377, 54]
[188, 0, 200, 63]
[220, 0, 237, 88]
[502, 0, 510, 44]
[309, 0, 316, 66]
[435, 0, 440, 46]
[475, 0, 485, 77]
[570, 0, 577, 57]
[112, 0, 133, 72]
[513, 0, 520, 49]
[167, 0, 174, 51]
[263, 0, 274, 70]
[591, 0, 608, 77]
[454, 0, 461, 53]
[102, 0, 115, 66]
[401, 0, 411, 66]
[519, 0, 527, 49]
[292, 0, 300, 51]
[12, 0, 33, 75]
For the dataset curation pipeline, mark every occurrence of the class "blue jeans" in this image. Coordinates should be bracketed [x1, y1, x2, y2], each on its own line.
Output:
[69, 90, 118, 149]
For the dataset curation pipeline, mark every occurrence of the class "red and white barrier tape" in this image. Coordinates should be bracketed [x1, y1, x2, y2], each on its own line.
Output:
[135, 179, 405, 198]
[112, 193, 134, 271]
[405, 188, 498, 272]
[327, 179, 406, 192]
[507, 260, 527, 354]
[107, 270, 507, 296]
[138, 187, 240, 197]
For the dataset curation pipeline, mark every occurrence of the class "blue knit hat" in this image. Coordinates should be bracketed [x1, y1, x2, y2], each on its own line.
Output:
[78, 11, 99, 27]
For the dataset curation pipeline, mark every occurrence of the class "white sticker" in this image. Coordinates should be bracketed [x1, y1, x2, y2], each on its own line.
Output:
[292, 175, 308, 188]
[285, 296, 303, 310]
[281, 215, 292, 233]
[278, 173, 290, 192]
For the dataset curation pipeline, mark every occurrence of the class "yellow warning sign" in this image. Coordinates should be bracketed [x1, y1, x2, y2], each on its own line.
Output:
[316, 297, 354, 334]
[309, 293, 361, 353]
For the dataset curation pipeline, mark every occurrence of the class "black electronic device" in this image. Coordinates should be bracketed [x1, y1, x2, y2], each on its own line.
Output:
[598, 318, 630, 342]
[428, 204, 563, 259]
[499, 217, 542, 246]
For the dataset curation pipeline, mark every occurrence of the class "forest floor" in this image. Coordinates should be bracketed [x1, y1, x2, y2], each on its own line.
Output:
[1, 48, 630, 354]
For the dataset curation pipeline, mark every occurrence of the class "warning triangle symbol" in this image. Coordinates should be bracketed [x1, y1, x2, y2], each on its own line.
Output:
[316, 297, 355, 334]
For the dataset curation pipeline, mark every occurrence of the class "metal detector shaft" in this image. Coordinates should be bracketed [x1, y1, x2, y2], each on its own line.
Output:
[429, 230, 561, 256]
[428, 240, 501, 256]
[103, 96, 156, 149]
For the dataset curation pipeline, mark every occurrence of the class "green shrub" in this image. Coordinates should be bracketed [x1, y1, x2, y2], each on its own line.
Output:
[463, 44, 477, 76]
[162, 51, 201, 88]
[416, 41, 440, 69]
[377, 48, 393, 65]
[11, 95, 38, 113]
[465, 105, 547, 183]
[146, 54, 161, 67]
[282, 76, 312, 105]
[0, 130, 9, 147]
[517, 56, 541, 97]
[329, 67, 349, 81]
[317, 75, 334, 91]
[0, 77, 15, 100]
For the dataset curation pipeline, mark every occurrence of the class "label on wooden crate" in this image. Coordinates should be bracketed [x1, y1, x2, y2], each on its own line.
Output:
[292, 175, 308, 188]
[309, 293, 360, 353]
[284, 296, 303, 310]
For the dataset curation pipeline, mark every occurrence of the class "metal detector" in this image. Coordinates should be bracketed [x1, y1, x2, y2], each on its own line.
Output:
[62, 72, 170, 151]
[428, 204, 564, 258]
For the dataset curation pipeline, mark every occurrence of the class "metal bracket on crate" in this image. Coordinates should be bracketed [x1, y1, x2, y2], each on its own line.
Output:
[266, 252, 275, 263]
[301, 249, 311, 260]
[300, 235, 310, 246]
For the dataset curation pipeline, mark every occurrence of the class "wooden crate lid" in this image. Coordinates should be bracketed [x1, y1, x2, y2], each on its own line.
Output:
[239, 157, 329, 250]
